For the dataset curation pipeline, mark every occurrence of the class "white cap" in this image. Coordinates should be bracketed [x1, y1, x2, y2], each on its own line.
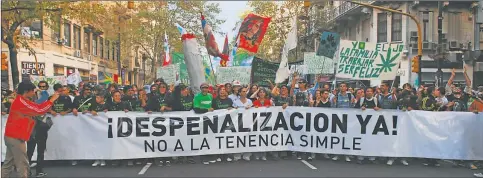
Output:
[232, 80, 242, 86]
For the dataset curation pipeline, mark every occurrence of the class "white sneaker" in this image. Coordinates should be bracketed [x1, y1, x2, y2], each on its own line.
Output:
[30, 163, 37, 168]
[345, 156, 351, 162]
[216, 158, 222, 162]
[308, 156, 313, 161]
[332, 156, 339, 161]
[209, 160, 216, 163]
[297, 156, 302, 160]
[227, 158, 233, 162]
[255, 156, 260, 160]
[474, 173, 483, 178]
[92, 160, 100, 167]
[323, 154, 330, 159]
[261, 156, 267, 161]
[243, 156, 250, 161]
[203, 161, 210, 165]
[127, 160, 134, 166]
[401, 160, 409, 166]
[100, 160, 106, 166]
[387, 159, 394, 166]
[71, 161, 78, 166]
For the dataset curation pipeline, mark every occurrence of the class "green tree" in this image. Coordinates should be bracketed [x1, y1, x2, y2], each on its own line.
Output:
[124, 1, 224, 82]
[1, 1, 107, 87]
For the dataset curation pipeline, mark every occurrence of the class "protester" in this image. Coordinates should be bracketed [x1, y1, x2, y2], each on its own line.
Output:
[331, 82, 354, 162]
[212, 86, 234, 162]
[232, 86, 253, 161]
[72, 85, 94, 116]
[2, 81, 59, 178]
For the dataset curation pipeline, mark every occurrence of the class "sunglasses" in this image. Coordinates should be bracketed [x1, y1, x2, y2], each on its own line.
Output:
[39, 86, 47, 88]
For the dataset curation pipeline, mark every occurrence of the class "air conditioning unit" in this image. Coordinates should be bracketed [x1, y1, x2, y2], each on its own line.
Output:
[449, 41, 459, 49]
[422, 42, 434, 50]
[55, 37, 63, 45]
[73, 50, 81, 58]
[475, 62, 483, 72]
[410, 31, 418, 39]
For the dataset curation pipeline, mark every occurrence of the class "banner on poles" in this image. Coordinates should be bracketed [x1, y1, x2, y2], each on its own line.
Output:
[336, 40, 404, 80]
[2, 108, 482, 161]
[217, 66, 251, 84]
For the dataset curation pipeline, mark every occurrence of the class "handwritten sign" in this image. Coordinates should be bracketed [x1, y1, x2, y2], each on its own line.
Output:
[217, 66, 251, 85]
[156, 64, 180, 84]
[304, 52, 334, 74]
[250, 57, 278, 86]
[336, 40, 404, 80]
[30, 76, 67, 95]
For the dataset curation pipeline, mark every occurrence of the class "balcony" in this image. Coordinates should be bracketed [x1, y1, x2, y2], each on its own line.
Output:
[324, 1, 375, 23]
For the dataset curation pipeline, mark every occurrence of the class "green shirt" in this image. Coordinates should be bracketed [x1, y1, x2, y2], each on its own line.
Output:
[193, 93, 213, 109]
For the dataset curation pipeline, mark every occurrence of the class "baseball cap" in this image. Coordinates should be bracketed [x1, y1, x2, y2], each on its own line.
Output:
[232, 80, 242, 86]
[200, 83, 209, 88]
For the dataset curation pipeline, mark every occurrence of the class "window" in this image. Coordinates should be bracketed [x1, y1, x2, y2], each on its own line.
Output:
[100, 37, 104, 59]
[106, 40, 110, 60]
[377, 13, 387, 42]
[112, 42, 116, 61]
[391, 13, 402, 41]
[63, 22, 71, 47]
[20, 20, 42, 39]
[73, 25, 81, 49]
[84, 30, 90, 54]
[446, 12, 462, 41]
[420, 11, 434, 42]
[92, 35, 98, 56]
[51, 18, 61, 42]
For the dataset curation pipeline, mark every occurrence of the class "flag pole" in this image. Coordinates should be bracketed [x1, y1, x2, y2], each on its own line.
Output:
[207, 55, 217, 84]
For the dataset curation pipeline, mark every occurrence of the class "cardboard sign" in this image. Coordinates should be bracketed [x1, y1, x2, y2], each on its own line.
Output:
[217, 66, 251, 85]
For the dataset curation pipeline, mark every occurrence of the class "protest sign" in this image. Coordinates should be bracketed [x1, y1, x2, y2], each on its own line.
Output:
[250, 57, 278, 86]
[317, 31, 340, 59]
[304, 52, 334, 74]
[156, 64, 180, 84]
[217, 66, 251, 84]
[336, 40, 404, 80]
[30, 76, 67, 95]
[2, 108, 482, 161]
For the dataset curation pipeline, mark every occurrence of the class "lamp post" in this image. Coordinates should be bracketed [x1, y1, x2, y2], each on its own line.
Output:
[436, 1, 444, 87]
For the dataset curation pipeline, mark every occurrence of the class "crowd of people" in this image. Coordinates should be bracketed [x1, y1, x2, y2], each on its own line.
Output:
[2, 69, 483, 177]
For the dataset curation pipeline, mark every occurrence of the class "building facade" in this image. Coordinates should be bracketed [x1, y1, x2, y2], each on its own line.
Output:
[316, 1, 483, 87]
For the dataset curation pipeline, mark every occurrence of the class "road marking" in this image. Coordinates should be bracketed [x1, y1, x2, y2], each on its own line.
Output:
[138, 162, 152, 175]
[301, 160, 317, 170]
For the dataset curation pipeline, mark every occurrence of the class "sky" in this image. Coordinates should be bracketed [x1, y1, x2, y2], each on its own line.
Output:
[212, 1, 248, 50]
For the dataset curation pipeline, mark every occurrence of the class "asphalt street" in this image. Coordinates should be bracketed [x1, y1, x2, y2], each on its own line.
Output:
[30, 157, 480, 177]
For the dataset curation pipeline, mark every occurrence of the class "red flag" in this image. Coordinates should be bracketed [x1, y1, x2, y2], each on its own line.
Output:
[113, 74, 118, 84]
[237, 13, 271, 53]
[201, 14, 228, 61]
[220, 35, 229, 67]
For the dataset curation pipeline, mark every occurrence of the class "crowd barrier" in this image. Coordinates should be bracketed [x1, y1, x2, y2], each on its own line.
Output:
[2, 107, 483, 161]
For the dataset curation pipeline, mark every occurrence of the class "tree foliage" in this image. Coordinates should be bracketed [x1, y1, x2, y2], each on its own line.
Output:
[1, 1, 224, 86]
[234, 1, 305, 62]
[1, 1, 108, 86]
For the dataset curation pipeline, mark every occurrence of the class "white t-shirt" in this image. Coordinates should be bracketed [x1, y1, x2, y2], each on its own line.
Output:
[228, 94, 240, 102]
[233, 98, 253, 108]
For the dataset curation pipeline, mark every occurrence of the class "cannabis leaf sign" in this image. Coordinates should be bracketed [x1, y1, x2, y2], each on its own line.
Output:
[376, 47, 400, 73]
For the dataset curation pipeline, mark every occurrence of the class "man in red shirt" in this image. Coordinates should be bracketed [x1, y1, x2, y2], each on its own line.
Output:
[2, 81, 59, 178]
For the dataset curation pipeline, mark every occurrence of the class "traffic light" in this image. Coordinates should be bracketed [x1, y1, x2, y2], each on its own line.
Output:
[127, 1, 134, 9]
[1, 52, 8, 71]
[304, 1, 311, 8]
[411, 56, 419, 73]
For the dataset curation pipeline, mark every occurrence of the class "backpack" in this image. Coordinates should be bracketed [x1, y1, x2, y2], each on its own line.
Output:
[335, 93, 352, 107]
[359, 97, 378, 108]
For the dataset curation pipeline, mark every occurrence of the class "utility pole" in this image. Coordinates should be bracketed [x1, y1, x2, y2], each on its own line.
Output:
[436, 1, 444, 87]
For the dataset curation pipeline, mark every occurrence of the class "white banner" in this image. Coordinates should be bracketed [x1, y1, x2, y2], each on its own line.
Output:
[304, 52, 334, 74]
[2, 108, 482, 161]
[336, 40, 404, 80]
[217, 66, 251, 84]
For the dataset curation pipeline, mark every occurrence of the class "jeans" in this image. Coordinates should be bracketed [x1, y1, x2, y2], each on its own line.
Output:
[27, 120, 49, 173]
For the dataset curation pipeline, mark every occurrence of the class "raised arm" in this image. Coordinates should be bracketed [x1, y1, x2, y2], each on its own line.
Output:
[17, 95, 56, 117]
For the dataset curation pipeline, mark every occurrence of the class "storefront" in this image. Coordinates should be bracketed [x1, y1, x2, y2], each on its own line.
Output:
[21, 62, 45, 82]
[54, 65, 65, 76]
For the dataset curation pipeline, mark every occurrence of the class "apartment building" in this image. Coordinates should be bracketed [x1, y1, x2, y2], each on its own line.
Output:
[1, 4, 148, 89]
[317, 1, 483, 87]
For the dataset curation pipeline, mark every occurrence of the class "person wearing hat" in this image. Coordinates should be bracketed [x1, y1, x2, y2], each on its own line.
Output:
[72, 85, 94, 116]
[193, 83, 214, 165]
[229, 80, 242, 102]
